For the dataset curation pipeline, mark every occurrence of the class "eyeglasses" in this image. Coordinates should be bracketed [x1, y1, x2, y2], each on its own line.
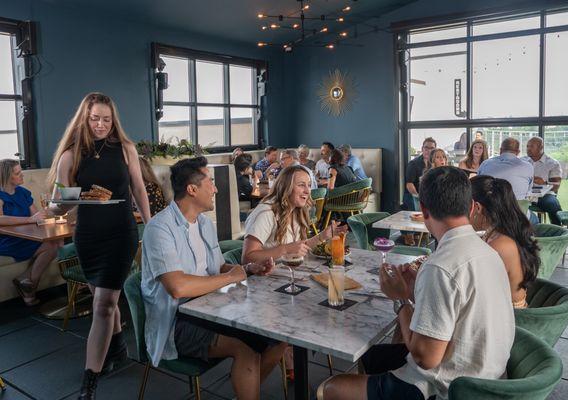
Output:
[422, 146, 436, 151]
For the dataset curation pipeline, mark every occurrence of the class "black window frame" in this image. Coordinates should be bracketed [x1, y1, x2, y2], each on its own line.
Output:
[0, 17, 37, 168]
[151, 43, 267, 153]
[392, 1, 568, 202]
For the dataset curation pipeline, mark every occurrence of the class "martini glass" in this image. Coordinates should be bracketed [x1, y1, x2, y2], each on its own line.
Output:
[281, 254, 304, 293]
[373, 237, 395, 265]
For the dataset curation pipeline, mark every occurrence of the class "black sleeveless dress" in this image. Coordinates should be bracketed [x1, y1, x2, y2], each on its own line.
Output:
[74, 139, 138, 290]
[329, 164, 357, 188]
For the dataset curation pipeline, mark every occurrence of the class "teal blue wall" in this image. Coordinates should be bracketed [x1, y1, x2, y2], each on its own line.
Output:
[0, 0, 287, 167]
[285, 0, 543, 211]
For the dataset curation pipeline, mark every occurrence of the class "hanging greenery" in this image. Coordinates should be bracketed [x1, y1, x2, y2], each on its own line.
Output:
[136, 138, 206, 160]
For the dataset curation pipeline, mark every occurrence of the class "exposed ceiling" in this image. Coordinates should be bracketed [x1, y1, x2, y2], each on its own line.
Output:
[42, 0, 417, 46]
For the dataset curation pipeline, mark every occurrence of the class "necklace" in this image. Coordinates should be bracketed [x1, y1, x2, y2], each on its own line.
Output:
[93, 140, 106, 159]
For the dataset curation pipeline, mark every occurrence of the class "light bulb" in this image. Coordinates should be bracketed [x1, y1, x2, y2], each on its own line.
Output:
[303, 4, 310, 10]
[261, 26, 268, 30]
[337, 17, 344, 22]
[326, 44, 335, 49]
[342, 6, 351, 12]
[257, 42, 267, 47]
[320, 27, 328, 33]
[257, 13, 265, 18]
[270, 23, 279, 29]
[293, 23, 300, 29]
[340, 32, 348, 37]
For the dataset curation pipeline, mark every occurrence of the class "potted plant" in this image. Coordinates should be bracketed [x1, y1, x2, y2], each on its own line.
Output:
[136, 138, 206, 165]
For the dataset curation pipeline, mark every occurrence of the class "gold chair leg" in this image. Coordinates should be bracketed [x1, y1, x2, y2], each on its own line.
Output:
[311, 222, 320, 235]
[194, 376, 201, 400]
[0, 376, 6, 390]
[138, 362, 151, 400]
[323, 211, 332, 229]
[61, 282, 79, 332]
[280, 357, 288, 400]
[327, 355, 333, 376]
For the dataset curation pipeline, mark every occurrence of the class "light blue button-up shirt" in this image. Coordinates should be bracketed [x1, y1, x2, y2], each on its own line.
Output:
[346, 155, 368, 180]
[141, 201, 224, 366]
[478, 153, 534, 200]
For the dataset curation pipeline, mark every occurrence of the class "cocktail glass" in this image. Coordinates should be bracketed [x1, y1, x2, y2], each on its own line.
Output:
[373, 237, 395, 264]
[282, 254, 304, 293]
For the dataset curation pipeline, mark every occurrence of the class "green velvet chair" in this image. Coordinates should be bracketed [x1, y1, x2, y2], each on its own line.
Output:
[514, 278, 568, 346]
[311, 188, 327, 233]
[223, 247, 242, 265]
[124, 271, 219, 400]
[346, 212, 391, 250]
[533, 224, 568, 279]
[322, 178, 372, 228]
[558, 211, 568, 227]
[219, 239, 244, 254]
[448, 327, 563, 400]
[58, 243, 88, 332]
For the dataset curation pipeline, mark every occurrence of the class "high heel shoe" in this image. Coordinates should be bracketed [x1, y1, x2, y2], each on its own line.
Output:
[78, 369, 99, 400]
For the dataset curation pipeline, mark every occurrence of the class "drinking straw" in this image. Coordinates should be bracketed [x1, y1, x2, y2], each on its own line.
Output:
[328, 268, 340, 303]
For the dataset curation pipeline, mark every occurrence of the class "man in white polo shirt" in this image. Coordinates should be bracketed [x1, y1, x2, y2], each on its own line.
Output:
[522, 136, 563, 225]
[318, 166, 514, 400]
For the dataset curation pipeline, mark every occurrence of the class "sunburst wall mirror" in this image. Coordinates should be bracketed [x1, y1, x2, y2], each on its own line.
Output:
[317, 69, 358, 117]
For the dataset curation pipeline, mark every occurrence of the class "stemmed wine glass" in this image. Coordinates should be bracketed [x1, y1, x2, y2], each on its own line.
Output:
[373, 237, 395, 265]
[281, 254, 304, 293]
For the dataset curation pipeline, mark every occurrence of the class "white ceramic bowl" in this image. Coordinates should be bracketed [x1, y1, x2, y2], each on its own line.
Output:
[58, 187, 82, 200]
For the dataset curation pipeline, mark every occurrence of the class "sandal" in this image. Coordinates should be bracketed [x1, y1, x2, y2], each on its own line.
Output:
[12, 278, 39, 306]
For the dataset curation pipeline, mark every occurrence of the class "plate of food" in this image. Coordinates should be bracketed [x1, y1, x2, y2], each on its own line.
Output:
[410, 212, 424, 222]
[310, 241, 351, 259]
[51, 185, 123, 205]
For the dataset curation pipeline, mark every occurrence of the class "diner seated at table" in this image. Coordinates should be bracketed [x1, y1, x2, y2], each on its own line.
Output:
[339, 144, 368, 181]
[315, 142, 334, 186]
[254, 146, 280, 180]
[141, 157, 286, 400]
[319, 166, 514, 400]
[458, 139, 488, 175]
[297, 144, 316, 171]
[280, 149, 317, 189]
[470, 175, 540, 308]
[521, 137, 563, 225]
[0, 159, 60, 306]
[234, 155, 259, 218]
[328, 149, 357, 190]
[425, 148, 448, 171]
[478, 137, 533, 200]
[138, 156, 167, 216]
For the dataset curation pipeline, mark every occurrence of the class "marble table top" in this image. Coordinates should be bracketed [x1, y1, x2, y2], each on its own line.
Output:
[371, 211, 430, 233]
[178, 249, 418, 362]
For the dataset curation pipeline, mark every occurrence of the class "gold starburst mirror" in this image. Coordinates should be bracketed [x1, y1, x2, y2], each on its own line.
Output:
[317, 69, 357, 117]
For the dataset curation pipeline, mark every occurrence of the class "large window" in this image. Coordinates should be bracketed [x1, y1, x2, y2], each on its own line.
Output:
[397, 7, 568, 175]
[152, 44, 265, 151]
[0, 18, 36, 167]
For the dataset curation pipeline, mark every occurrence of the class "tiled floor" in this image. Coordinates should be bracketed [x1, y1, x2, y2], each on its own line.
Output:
[1, 250, 567, 399]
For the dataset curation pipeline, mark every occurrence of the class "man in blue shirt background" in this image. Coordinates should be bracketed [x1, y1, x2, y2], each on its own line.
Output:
[339, 144, 368, 181]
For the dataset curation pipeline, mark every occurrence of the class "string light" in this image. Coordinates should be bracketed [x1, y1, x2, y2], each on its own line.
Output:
[320, 27, 328, 33]
[270, 23, 279, 29]
[292, 23, 300, 29]
[342, 6, 351, 12]
[303, 4, 310, 10]
[340, 32, 348, 37]
[257, 42, 267, 47]
[257, 13, 265, 18]
[337, 17, 345, 22]
[326, 44, 335, 49]
[261, 26, 268, 30]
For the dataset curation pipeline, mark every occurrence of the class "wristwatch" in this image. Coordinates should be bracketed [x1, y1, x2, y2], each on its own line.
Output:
[393, 299, 414, 315]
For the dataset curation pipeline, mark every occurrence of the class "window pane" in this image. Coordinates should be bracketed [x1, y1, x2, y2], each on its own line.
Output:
[162, 56, 189, 103]
[197, 107, 225, 146]
[544, 126, 568, 211]
[409, 44, 467, 121]
[545, 31, 568, 116]
[158, 106, 190, 143]
[409, 25, 466, 43]
[546, 11, 568, 27]
[230, 65, 253, 105]
[0, 100, 19, 159]
[472, 35, 539, 118]
[0, 33, 14, 95]
[472, 127, 537, 158]
[409, 128, 466, 165]
[231, 108, 255, 145]
[196, 61, 223, 103]
[473, 15, 540, 35]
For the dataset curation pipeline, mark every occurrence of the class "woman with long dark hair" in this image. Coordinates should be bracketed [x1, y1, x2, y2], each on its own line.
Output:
[459, 139, 489, 174]
[327, 149, 356, 190]
[470, 175, 540, 308]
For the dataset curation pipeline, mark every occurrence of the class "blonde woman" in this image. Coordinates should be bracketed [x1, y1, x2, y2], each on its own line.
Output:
[428, 148, 448, 170]
[0, 159, 59, 306]
[138, 156, 167, 216]
[49, 92, 150, 399]
[242, 165, 346, 378]
[459, 139, 489, 174]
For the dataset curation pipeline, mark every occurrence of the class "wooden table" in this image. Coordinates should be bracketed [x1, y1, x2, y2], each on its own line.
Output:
[0, 221, 74, 242]
[250, 183, 270, 199]
[179, 249, 418, 399]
